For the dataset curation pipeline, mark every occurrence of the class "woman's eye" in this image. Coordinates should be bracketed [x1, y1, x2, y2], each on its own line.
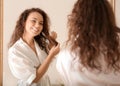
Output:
[31, 20, 36, 23]
[39, 22, 43, 25]
[39, 21, 43, 25]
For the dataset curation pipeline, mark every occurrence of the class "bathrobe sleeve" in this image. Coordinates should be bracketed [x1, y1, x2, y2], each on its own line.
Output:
[8, 47, 36, 85]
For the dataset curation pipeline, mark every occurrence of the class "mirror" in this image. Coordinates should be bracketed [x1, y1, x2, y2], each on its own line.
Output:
[0, 0, 116, 86]
[0, 0, 3, 86]
[1, 0, 77, 86]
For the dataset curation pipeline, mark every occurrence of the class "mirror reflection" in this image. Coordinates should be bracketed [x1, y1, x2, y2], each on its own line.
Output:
[3, 0, 76, 86]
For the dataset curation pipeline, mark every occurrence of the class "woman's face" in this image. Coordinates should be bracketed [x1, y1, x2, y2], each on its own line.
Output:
[24, 12, 43, 37]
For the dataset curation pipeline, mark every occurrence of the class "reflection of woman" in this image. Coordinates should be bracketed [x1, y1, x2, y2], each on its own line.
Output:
[8, 8, 60, 86]
[56, 0, 120, 86]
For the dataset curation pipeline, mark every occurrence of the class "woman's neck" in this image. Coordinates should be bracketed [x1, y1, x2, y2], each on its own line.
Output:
[22, 33, 34, 46]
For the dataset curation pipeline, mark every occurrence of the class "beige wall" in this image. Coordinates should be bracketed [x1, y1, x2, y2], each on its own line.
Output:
[3, 0, 76, 86]
[115, 0, 120, 27]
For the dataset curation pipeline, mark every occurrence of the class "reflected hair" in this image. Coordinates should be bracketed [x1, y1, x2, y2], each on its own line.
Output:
[67, 0, 120, 72]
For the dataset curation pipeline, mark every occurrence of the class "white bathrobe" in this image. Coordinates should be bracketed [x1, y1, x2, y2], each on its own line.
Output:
[8, 38, 51, 86]
[56, 48, 120, 86]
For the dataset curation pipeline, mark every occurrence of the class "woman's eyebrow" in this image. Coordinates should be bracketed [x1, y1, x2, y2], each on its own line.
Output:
[32, 17, 43, 22]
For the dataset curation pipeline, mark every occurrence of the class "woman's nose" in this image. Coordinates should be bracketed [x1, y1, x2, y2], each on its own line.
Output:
[35, 22, 40, 28]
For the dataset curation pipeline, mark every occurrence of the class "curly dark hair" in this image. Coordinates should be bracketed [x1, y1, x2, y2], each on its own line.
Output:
[8, 8, 57, 53]
[67, 0, 120, 72]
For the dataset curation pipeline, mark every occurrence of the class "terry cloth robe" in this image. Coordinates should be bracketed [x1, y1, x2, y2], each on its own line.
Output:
[8, 38, 51, 86]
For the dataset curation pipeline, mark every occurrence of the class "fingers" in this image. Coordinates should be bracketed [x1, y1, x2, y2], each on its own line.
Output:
[55, 43, 60, 53]
[49, 43, 60, 55]
[55, 43, 60, 49]
[50, 31, 57, 39]
[51, 43, 60, 50]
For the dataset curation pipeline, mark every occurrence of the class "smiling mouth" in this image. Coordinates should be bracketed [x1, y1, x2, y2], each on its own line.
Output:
[32, 27, 39, 32]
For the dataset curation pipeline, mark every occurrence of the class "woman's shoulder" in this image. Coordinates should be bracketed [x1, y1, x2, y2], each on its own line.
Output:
[56, 48, 73, 73]
[56, 47, 74, 67]
[8, 38, 25, 53]
[58, 48, 71, 57]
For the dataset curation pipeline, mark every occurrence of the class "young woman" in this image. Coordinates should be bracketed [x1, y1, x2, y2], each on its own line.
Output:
[56, 0, 120, 86]
[8, 8, 60, 86]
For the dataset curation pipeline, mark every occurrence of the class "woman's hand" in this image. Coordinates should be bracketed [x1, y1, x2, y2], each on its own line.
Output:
[48, 43, 60, 59]
[50, 31, 57, 39]
[47, 31, 58, 50]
